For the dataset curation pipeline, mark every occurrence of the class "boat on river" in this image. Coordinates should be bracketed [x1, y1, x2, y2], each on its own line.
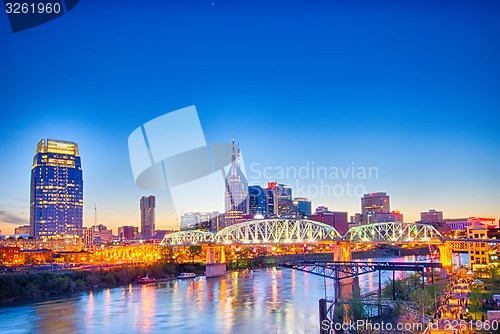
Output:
[178, 272, 196, 279]
[137, 274, 156, 284]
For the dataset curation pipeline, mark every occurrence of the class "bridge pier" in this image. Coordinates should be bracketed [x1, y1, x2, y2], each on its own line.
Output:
[332, 242, 359, 299]
[438, 244, 453, 278]
[333, 241, 352, 262]
[205, 246, 226, 278]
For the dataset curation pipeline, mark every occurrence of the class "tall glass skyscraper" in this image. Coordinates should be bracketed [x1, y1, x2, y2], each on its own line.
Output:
[248, 185, 266, 216]
[30, 139, 83, 238]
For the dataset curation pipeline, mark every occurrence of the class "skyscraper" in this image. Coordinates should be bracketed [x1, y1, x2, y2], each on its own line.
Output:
[309, 207, 349, 235]
[248, 185, 266, 216]
[140, 195, 156, 238]
[30, 139, 83, 238]
[276, 184, 292, 202]
[180, 212, 212, 230]
[118, 226, 138, 240]
[293, 197, 312, 218]
[224, 140, 248, 224]
[264, 183, 292, 217]
[420, 209, 444, 223]
[361, 192, 390, 214]
[264, 186, 277, 217]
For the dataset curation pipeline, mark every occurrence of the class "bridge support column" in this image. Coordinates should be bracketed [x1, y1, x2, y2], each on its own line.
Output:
[205, 246, 226, 278]
[333, 242, 352, 262]
[438, 244, 453, 278]
[319, 298, 328, 334]
[352, 276, 360, 298]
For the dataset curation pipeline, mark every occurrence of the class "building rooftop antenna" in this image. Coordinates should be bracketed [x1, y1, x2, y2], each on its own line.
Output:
[94, 203, 97, 229]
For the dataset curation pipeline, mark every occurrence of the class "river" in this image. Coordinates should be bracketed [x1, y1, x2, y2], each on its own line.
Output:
[0, 254, 468, 334]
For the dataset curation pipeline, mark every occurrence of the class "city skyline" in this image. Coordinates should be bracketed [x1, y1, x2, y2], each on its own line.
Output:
[0, 132, 498, 235]
[1, 0, 499, 234]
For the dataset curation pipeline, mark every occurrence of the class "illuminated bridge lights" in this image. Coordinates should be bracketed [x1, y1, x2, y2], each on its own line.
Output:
[160, 219, 342, 246]
[345, 222, 444, 244]
[160, 230, 216, 246]
[160, 220, 446, 246]
[215, 219, 342, 244]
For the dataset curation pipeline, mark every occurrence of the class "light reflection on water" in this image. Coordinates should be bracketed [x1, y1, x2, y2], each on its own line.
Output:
[0, 255, 469, 334]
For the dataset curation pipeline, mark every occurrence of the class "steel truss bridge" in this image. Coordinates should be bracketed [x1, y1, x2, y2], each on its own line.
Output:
[345, 222, 443, 244]
[160, 219, 444, 246]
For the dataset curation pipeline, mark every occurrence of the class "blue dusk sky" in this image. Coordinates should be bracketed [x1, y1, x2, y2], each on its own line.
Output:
[0, 0, 499, 234]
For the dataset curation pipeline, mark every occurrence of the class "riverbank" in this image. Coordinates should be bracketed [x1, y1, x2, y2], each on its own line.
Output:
[0, 247, 432, 303]
[0, 262, 205, 303]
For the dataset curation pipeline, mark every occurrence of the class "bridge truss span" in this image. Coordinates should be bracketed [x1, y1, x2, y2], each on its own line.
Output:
[345, 222, 444, 244]
[215, 219, 342, 245]
[160, 220, 448, 246]
[160, 230, 215, 246]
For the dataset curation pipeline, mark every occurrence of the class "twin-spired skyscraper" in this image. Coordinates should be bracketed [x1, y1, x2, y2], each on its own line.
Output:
[30, 139, 83, 238]
[224, 140, 248, 224]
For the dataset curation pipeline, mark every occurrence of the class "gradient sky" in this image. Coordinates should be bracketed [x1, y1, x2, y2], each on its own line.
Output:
[1, 0, 499, 234]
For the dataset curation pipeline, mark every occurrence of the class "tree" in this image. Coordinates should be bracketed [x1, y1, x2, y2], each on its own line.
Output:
[186, 246, 203, 263]
[333, 301, 345, 329]
[158, 246, 172, 263]
[469, 284, 484, 320]
[488, 265, 500, 287]
[409, 287, 434, 323]
[347, 295, 365, 321]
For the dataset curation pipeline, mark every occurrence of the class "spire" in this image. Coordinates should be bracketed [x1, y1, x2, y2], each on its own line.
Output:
[230, 138, 237, 176]
[237, 142, 241, 168]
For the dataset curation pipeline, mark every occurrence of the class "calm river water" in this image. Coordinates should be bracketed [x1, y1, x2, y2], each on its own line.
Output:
[0, 254, 468, 334]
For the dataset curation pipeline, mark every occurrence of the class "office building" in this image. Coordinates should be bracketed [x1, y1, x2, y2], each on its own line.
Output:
[94, 228, 113, 243]
[181, 212, 211, 230]
[469, 217, 498, 229]
[293, 197, 312, 218]
[266, 183, 292, 202]
[83, 228, 94, 248]
[373, 211, 404, 223]
[350, 213, 363, 227]
[264, 186, 277, 217]
[467, 224, 489, 270]
[275, 183, 292, 202]
[249, 185, 266, 216]
[224, 140, 248, 225]
[263, 183, 292, 217]
[118, 226, 138, 240]
[140, 195, 156, 238]
[30, 139, 83, 238]
[420, 210, 443, 223]
[361, 192, 390, 214]
[309, 207, 349, 235]
[277, 199, 298, 217]
[209, 212, 224, 231]
[14, 225, 30, 235]
[180, 211, 222, 231]
[444, 218, 473, 232]
[0, 247, 21, 265]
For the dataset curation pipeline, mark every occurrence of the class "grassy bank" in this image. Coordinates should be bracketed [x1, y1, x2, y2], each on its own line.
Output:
[0, 262, 205, 302]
